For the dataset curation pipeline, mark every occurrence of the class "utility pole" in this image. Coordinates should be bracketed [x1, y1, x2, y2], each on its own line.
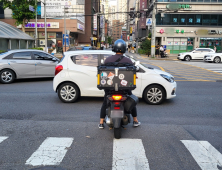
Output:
[64, 7, 67, 52]
[151, 0, 156, 57]
[35, 0, 38, 48]
[44, 0, 47, 52]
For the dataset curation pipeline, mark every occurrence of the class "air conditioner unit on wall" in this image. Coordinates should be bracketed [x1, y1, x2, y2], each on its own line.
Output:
[208, 30, 217, 34]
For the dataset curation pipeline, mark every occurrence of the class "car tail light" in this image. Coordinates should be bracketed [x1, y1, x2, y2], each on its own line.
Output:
[55, 65, 63, 76]
[114, 107, 120, 110]
[112, 95, 122, 101]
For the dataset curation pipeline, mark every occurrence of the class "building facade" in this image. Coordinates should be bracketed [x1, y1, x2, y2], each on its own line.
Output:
[155, 1, 222, 54]
[0, 0, 93, 52]
[112, 20, 124, 41]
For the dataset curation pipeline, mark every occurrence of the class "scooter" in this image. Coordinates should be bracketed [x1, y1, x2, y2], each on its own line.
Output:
[105, 91, 138, 139]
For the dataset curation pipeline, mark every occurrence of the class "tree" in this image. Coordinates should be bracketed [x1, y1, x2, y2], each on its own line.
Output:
[0, 0, 36, 32]
[107, 36, 112, 45]
[138, 39, 151, 55]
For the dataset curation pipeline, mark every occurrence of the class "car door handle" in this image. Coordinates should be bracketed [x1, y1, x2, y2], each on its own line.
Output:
[10, 61, 16, 63]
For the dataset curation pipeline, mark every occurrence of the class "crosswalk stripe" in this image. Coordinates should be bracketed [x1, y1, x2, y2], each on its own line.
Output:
[25, 137, 74, 166]
[0, 136, 8, 143]
[181, 140, 222, 170]
[112, 139, 150, 170]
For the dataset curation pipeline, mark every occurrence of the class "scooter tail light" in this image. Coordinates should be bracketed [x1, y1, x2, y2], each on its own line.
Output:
[55, 65, 63, 76]
[112, 95, 122, 101]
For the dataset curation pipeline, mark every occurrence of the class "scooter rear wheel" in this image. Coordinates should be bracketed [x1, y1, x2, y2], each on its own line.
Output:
[114, 128, 122, 139]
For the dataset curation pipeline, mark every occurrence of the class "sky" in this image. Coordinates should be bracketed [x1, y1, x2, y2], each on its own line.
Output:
[109, 0, 117, 6]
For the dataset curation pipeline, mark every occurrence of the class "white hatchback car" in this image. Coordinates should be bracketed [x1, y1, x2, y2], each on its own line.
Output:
[53, 50, 177, 105]
[204, 53, 222, 63]
[178, 48, 215, 61]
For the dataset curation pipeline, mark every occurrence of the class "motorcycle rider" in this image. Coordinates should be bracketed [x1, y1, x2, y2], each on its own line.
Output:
[98, 39, 141, 129]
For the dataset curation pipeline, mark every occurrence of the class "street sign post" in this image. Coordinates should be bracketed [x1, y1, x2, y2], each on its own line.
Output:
[146, 18, 152, 26]
[146, 18, 152, 30]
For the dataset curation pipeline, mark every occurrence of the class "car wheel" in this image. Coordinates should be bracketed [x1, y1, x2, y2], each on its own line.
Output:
[214, 57, 221, 63]
[184, 55, 191, 61]
[0, 69, 15, 84]
[58, 83, 80, 103]
[143, 85, 166, 105]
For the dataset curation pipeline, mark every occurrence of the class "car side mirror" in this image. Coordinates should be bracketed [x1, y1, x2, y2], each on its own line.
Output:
[136, 66, 140, 71]
[52, 58, 57, 62]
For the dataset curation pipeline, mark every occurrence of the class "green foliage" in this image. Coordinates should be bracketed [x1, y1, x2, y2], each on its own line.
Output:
[30, 47, 43, 51]
[0, 50, 6, 54]
[138, 39, 151, 55]
[0, 0, 36, 32]
[107, 36, 112, 44]
[148, 33, 152, 38]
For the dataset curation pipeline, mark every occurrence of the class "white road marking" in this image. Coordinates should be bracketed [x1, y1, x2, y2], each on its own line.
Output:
[112, 139, 150, 170]
[25, 137, 73, 166]
[181, 140, 222, 170]
[0, 136, 8, 143]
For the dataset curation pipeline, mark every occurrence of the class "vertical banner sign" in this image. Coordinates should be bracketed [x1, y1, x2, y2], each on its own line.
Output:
[63, 34, 69, 47]
[139, 0, 147, 29]
[94, 15, 97, 31]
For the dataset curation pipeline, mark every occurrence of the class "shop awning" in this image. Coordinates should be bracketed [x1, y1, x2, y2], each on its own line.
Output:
[0, 21, 34, 40]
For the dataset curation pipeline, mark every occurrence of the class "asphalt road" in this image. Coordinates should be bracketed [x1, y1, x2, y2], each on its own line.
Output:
[0, 75, 222, 169]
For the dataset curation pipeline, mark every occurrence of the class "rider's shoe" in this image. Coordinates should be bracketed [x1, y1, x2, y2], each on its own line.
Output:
[98, 124, 104, 129]
[133, 121, 141, 127]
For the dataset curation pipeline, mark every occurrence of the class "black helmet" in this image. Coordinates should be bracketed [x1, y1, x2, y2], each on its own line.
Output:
[112, 39, 126, 53]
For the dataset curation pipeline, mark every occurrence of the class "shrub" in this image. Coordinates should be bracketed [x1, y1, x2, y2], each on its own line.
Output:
[0, 50, 6, 54]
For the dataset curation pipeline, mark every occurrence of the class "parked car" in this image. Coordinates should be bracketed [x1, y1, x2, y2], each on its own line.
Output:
[0, 49, 60, 84]
[177, 48, 215, 61]
[53, 50, 177, 105]
[204, 53, 222, 63]
[67, 46, 83, 51]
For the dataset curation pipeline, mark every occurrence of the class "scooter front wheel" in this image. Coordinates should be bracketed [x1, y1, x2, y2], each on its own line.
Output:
[114, 127, 122, 139]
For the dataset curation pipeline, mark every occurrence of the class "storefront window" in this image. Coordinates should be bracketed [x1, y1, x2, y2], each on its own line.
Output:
[163, 14, 170, 25]
[179, 15, 187, 25]
[211, 15, 218, 25]
[56, 32, 62, 38]
[184, 0, 190, 2]
[204, 0, 210, 2]
[203, 15, 210, 25]
[219, 15, 222, 26]
[171, 15, 178, 25]
[187, 14, 194, 25]
[195, 15, 202, 25]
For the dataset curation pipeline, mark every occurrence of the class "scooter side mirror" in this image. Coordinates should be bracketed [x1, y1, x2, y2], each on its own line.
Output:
[135, 61, 140, 66]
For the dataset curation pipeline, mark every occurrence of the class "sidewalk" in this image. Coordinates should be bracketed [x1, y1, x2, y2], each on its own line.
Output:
[140, 54, 178, 61]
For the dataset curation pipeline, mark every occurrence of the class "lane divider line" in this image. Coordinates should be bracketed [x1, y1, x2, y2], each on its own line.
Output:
[25, 137, 74, 166]
[178, 62, 222, 75]
[0, 136, 8, 143]
[112, 138, 150, 170]
[181, 140, 222, 170]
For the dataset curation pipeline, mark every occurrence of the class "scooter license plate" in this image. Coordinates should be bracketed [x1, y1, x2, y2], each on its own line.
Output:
[110, 110, 124, 118]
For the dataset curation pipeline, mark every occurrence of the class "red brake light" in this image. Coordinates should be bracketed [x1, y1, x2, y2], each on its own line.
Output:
[55, 65, 63, 76]
[112, 95, 122, 101]
[114, 107, 120, 110]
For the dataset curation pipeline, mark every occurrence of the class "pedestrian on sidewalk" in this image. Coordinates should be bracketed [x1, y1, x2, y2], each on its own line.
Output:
[160, 45, 164, 58]
[155, 45, 160, 58]
[214, 46, 217, 52]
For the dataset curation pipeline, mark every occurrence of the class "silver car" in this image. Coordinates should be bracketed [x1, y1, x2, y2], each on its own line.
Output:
[0, 49, 60, 84]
